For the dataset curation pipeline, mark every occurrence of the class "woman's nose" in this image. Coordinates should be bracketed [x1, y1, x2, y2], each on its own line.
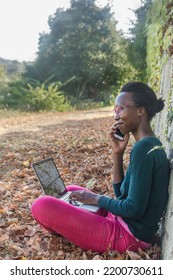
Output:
[114, 112, 120, 121]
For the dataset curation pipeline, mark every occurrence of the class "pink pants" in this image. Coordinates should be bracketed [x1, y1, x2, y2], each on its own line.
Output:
[31, 185, 150, 253]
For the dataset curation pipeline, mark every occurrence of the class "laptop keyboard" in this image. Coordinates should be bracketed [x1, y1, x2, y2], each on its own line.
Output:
[70, 200, 82, 206]
[62, 192, 82, 206]
[62, 192, 70, 201]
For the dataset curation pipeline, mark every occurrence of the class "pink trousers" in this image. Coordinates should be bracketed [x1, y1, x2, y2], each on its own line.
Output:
[31, 185, 150, 253]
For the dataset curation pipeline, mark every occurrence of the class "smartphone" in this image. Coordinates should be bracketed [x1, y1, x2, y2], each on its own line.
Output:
[114, 128, 124, 141]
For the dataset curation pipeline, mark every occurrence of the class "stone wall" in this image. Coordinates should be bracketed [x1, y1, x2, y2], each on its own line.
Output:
[154, 57, 173, 259]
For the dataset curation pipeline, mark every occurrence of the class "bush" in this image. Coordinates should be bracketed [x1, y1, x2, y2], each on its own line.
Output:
[27, 83, 71, 112]
[0, 79, 71, 112]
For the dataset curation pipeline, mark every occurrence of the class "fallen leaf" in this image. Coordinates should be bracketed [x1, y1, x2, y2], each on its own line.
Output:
[0, 110, 161, 260]
[23, 160, 30, 167]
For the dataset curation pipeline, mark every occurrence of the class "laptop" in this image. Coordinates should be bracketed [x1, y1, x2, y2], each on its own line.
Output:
[32, 158, 100, 213]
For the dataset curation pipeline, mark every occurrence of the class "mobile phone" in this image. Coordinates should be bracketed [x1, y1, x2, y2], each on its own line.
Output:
[114, 128, 124, 141]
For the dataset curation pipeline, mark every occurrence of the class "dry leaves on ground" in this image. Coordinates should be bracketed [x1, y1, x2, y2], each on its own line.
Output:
[0, 110, 161, 260]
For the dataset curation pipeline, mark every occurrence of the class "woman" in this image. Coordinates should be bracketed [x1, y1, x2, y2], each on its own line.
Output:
[31, 81, 170, 253]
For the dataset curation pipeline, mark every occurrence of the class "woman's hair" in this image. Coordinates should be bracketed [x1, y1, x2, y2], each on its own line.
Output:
[120, 81, 165, 120]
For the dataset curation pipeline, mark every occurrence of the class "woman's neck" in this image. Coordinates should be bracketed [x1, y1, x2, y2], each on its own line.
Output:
[133, 123, 155, 142]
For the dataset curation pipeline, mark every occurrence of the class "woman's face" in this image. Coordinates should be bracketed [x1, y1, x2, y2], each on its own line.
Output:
[114, 91, 143, 135]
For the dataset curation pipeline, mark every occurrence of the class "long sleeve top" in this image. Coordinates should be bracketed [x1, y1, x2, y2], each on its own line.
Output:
[98, 137, 170, 243]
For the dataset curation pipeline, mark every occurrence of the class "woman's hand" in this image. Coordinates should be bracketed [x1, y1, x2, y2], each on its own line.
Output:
[108, 123, 130, 155]
[69, 190, 100, 206]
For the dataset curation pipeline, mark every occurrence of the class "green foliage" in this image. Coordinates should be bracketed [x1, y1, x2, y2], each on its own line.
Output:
[27, 83, 71, 112]
[0, 57, 25, 75]
[25, 0, 134, 103]
[147, 0, 173, 92]
[146, 0, 173, 137]
[0, 64, 7, 80]
[0, 78, 71, 112]
[0, 78, 34, 110]
[127, 0, 152, 81]
[0, 59, 28, 109]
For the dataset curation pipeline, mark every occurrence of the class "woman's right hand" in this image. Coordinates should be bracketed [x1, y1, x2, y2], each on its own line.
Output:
[108, 123, 130, 155]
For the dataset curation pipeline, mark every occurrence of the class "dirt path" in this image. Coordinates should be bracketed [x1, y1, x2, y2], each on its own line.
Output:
[0, 107, 112, 137]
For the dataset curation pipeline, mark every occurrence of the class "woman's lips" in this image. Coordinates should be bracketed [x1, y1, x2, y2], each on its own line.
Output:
[117, 123, 124, 127]
[117, 123, 125, 133]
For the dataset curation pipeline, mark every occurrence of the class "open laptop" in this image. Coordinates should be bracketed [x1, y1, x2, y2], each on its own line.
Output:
[32, 158, 100, 213]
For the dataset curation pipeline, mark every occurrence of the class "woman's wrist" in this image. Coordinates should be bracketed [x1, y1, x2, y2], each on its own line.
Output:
[112, 153, 124, 183]
[112, 152, 123, 162]
[94, 194, 101, 205]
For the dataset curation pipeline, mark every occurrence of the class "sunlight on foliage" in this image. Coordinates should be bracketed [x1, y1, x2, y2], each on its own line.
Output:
[27, 83, 71, 112]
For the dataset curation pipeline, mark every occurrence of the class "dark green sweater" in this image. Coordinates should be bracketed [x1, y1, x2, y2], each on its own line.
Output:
[98, 137, 170, 243]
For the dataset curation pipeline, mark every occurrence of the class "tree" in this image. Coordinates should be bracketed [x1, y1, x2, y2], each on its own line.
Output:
[25, 0, 134, 103]
[0, 57, 25, 76]
[127, 0, 152, 81]
[0, 64, 7, 81]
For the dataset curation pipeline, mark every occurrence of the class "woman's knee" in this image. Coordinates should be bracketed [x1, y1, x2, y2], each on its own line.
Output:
[66, 185, 85, 191]
[31, 196, 56, 218]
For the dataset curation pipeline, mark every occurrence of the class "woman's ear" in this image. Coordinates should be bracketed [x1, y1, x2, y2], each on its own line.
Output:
[137, 106, 146, 116]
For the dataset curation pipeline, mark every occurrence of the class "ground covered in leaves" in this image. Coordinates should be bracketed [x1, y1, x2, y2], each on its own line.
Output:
[0, 108, 161, 260]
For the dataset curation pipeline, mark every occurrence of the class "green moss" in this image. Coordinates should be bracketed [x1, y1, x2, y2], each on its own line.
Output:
[147, 0, 173, 91]
[147, 0, 173, 138]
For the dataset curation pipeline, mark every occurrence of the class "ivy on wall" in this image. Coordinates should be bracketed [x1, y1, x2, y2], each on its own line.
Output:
[147, 0, 173, 132]
[147, 0, 173, 89]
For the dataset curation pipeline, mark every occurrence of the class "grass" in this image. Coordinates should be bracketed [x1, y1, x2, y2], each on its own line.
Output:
[0, 109, 29, 119]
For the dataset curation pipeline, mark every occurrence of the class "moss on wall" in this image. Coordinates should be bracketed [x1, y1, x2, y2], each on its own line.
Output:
[146, 0, 173, 259]
[147, 0, 173, 89]
[147, 0, 173, 135]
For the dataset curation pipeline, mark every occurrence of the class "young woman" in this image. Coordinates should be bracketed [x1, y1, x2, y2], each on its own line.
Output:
[31, 81, 170, 253]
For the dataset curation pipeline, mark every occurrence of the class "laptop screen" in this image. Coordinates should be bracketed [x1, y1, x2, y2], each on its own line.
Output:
[32, 158, 66, 197]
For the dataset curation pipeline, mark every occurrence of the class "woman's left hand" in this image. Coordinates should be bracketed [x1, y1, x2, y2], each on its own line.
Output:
[69, 190, 100, 206]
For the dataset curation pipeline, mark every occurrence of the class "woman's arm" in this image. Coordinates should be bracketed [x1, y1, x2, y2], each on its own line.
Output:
[108, 123, 130, 184]
[112, 153, 124, 184]
[98, 142, 154, 218]
[69, 124, 130, 206]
